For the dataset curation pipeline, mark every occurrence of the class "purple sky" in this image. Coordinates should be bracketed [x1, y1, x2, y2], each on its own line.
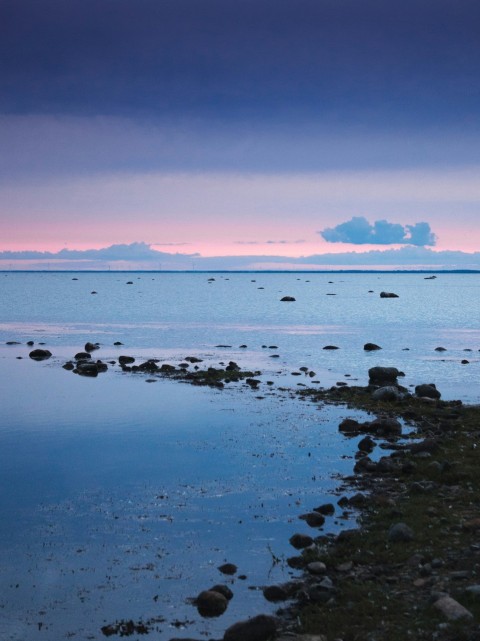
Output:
[1, 1, 479, 268]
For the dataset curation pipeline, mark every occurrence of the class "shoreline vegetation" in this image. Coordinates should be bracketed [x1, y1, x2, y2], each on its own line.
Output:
[23, 344, 480, 640]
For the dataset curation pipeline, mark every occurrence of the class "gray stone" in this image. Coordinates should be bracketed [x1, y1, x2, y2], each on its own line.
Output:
[415, 383, 441, 399]
[371, 386, 404, 401]
[368, 416, 402, 435]
[433, 595, 473, 621]
[388, 522, 414, 543]
[307, 561, 327, 575]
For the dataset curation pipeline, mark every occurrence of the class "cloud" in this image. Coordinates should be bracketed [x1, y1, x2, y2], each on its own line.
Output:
[234, 239, 305, 245]
[1, 242, 479, 271]
[319, 217, 436, 246]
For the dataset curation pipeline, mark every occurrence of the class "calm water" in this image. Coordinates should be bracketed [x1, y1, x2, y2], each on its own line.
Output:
[0, 271, 478, 640]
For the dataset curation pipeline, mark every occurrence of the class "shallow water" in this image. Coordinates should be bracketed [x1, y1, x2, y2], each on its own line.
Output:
[0, 271, 478, 639]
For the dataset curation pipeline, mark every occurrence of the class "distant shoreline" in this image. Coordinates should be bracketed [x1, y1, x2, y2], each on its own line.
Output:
[1, 269, 480, 275]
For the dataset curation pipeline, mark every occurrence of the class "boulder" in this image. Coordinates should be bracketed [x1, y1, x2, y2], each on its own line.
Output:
[29, 349, 52, 361]
[388, 522, 414, 543]
[75, 361, 99, 377]
[74, 352, 91, 360]
[380, 291, 399, 298]
[289, 533, 314, 549]
[209, 585, 233, 601]
[119, 355, 135, 365]
[195, 590, 228, 617]
[223, 614, 277, 641]
[280, 296, 296, 302]
[84, 342, 99, 352]
[415, 383, 441, 400]
[218, 563, 237, 575]
[368, 416, 402, 435]
[371, 386, 404, 401]
[434, 596, 473, 621]
[368, 366, 400, 385]
[323, 345, 339, 350]
[299, 512, 325, 528]
[364, 343, 382, 351]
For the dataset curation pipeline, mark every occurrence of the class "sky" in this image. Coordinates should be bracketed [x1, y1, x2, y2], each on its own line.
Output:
[1, 0, 480, 269]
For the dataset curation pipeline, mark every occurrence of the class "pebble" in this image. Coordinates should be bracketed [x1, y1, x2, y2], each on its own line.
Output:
[433, 595, 473, 621]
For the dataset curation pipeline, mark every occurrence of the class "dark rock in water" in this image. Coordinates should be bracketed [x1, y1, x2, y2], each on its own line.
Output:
[113, 341, 124, 346]
[84, 342, 99, 352]
[262, 584, 292, 602]
[368, 416, 402, 435]
[75, 352, 91, 361]
[280, 296, 295, 301]
[339, 418, 363, 434]
[223, 614, 277, 641]
[364, 342, 382, 351]
[27, 340, 34, 346]
[75, 361, 99, 377]
[91, 291, 97, 294]
[226, 361, 240, 371]
[314, 502, 335, 516]
[6, 341, 21, 345]
[29, 349, 52, 361]
[415, 383, 441, 399]
[380, 291, 399, 298]
[137, 360, 159, 373]
[323, 345, 339, 350]
[185, 356, 203, 363]
[299, 512, 325, 528]
[435, 346, 447, 352]
[209, 584, 233, 601]
[118, 355, 135, 365]
[95, 360, 108, 373]
[289, 533, 314, 549]
[195, 590, 228, 617]
[358, 435, 376, 453]
[368, 366, 400, 385]
[246, 378, 261, 388]
[388, 522, 414, 542]
[160, 363, 176, 373]
[218, 563, 237, 575]
[126, 281, 133, 284]
[215, 344, 232, 348]
[62, 361, 75, 371]
[424, 275, 437, 279]
[461, 359, 470, 364]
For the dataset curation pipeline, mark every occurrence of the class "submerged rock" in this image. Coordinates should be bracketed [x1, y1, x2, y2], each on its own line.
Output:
[280, 296, 296, 302]
[195, 590, 228, 617]
[380, 291, 399, 298]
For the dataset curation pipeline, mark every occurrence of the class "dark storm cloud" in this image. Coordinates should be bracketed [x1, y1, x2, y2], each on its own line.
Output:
[319, 217, 437, 246]
[1, 0, 480, 126]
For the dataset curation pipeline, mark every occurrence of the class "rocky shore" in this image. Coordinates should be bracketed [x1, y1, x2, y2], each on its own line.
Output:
[23, 343, 480, 640]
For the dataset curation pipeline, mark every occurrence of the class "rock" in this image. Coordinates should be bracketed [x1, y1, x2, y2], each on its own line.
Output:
[433, 596, 473, 621]
[118, 355, 135, 365]
[368, 416, 402, 435]
[307, 561, 327, 575]
[323, 345, 339, 350]
[75, 361, 99, 377]
[465, 585, 480, 600]
[62, 361, 75, 370]
[209, 585, 233, 601]
[262, 585, 290, 602]
[26, 341, 34, 346]
[289, 533, 314, 549]
[280, 296, 296, 302]
[29, 349, 52, 361]
[299, 512, 325, 528]
[185, 356, 203, 363]
[371, 386, 404, 401]
[339, 418, 363, 434]
[223, 614, 277, 641]
[364, 343, 382, 351]
[461, 359, 470, 364]
[6, 341, 21, 345]
[415, 383, 441, 399]
[358, 435, 375, 453]
[368, 366, 400, 385]
[195, 590, 228, 617]
[388, 522, 414, 543]
[84, 342, 99, 352]
[380, 291, 399, 298]
[74, 352, 91, 360]
[314, 502, 335, 516]
[113, 341, 124, 345]
[435, 346, 447, 352]
[218, 563, 237, 575]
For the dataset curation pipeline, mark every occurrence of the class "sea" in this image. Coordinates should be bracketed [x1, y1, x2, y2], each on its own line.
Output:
[0, 271, 478, 640]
